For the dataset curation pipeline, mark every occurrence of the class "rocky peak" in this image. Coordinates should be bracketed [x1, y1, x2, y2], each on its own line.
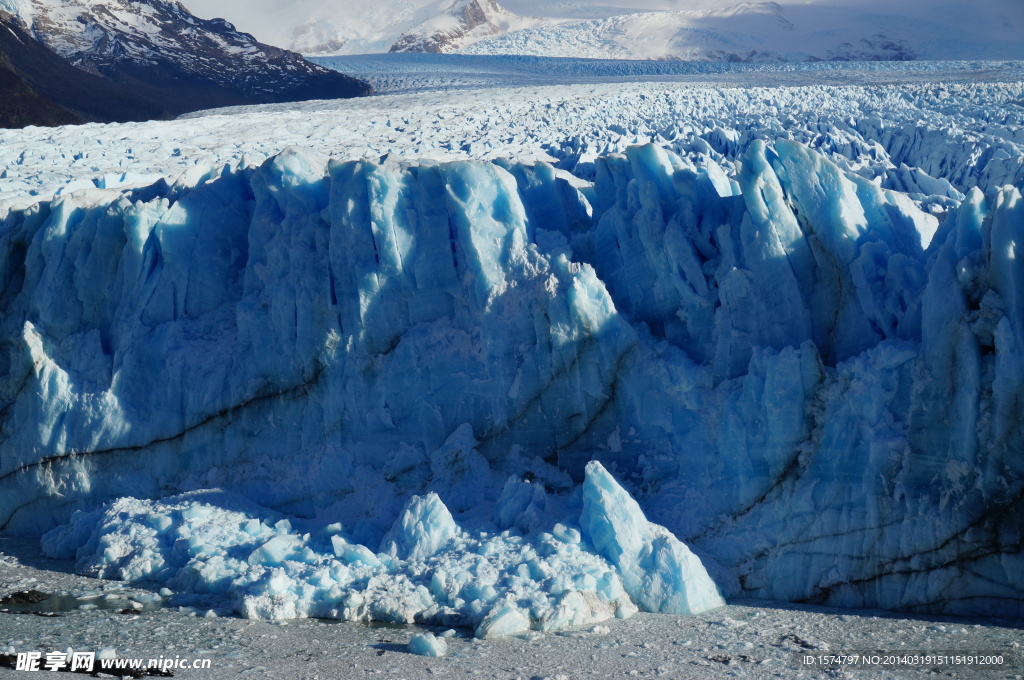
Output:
[390, 0, 518, 54]
[1, 0, 369, 122]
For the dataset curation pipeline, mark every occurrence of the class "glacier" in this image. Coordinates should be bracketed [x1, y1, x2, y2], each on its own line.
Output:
[0, 130, 1022, 624]
[4, 73, 1023, 205]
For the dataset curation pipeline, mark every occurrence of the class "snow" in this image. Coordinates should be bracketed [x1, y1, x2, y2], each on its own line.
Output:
[1, 56, 1024, 635]
[0, 0, 34, 25]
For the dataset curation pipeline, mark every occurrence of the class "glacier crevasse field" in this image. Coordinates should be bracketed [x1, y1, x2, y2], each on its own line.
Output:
[1, 72, 1023, 625]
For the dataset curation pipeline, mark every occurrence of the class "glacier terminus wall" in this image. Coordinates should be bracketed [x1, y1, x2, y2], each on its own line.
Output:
[0, 135, 1022, 621]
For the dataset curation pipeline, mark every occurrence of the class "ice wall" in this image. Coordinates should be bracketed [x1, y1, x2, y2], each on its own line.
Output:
[1, 139, 1021, 618]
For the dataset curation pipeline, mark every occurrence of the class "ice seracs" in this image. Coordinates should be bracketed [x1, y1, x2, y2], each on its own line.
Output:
[4, 124, 1023, 619]
[379, 493, 459, 562]
[581, 462, 725, 616]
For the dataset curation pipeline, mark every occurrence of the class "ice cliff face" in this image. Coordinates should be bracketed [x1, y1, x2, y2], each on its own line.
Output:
[1, 137, 1022, 618]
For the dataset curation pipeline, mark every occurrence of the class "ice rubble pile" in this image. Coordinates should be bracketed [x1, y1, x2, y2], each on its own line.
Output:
[41, 462, 722, 631]
[1, 136, 1022, 618]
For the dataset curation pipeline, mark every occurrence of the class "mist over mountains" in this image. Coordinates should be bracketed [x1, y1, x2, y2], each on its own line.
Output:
[182, 0, 1024, 62]
[0, 0, 370, 128]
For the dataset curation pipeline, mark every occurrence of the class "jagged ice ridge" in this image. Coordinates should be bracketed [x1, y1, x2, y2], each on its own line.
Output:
[0, 120, 1022, 622]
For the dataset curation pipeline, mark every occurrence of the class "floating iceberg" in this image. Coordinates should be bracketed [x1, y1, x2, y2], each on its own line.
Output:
[2, 136, 1022, 619]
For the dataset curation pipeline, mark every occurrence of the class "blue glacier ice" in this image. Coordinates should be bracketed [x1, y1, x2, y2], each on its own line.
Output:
[476, 603, 531, 638]
[39, 482, 641, 630]
[1, 134, 1022, 622]
[379, 492, 459, 561]
[408, 632, 447, 657]
[581, 461, 725, 615]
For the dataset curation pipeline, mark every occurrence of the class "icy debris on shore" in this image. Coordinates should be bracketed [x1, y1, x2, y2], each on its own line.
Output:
[40, 464, 722, 634]
[408, 632, 447, 657]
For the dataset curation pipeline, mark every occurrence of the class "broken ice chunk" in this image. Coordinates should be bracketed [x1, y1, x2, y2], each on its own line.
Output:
[580, 461, 725, 615]
[493, 476, 548, 533]
[330, 536, 381, 567]
[408, 632, 447, 657]
[476, 603, 530, 639]
[247, 535, 303, 566]
[379, 493, 459, 561]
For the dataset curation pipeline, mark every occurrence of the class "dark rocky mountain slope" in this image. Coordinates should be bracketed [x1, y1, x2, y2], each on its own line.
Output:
[0, 0, 370, 129]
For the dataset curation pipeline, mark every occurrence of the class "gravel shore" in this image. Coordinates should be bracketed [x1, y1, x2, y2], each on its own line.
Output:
[2, 537, 1020, 680]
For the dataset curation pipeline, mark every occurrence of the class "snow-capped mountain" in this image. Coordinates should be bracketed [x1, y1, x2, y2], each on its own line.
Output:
[182, 0, 1024, 62]
[181, 0, 458, 56]
[500, 0, 749, 20]
[180, 0, 688, 56]
[390, 0, 547, 54]
[0, 9, 171, 125]
[177, 0, 762, 56]
[0, 0, 369, 125]
[461, 0, 1024, 61]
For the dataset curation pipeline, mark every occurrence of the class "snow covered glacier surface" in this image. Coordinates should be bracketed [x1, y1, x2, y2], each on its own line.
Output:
[1, 134, 1022, 622]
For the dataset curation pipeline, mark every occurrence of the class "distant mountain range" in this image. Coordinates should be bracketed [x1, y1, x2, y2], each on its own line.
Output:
[460, 0, 1024, 61]
[4, 0, 1020, 130]
[181, 0, 1024, 62]
[390, 0, 547, 54]
[0, 0, 370, 129]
